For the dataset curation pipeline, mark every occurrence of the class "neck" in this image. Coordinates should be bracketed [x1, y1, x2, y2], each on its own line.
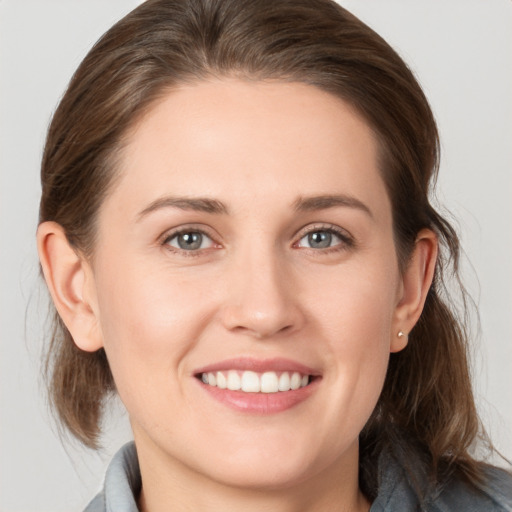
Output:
[135, 434, 371, 512]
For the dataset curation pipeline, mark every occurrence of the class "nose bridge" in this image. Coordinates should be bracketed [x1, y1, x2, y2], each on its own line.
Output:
[220, 236, 302, 338]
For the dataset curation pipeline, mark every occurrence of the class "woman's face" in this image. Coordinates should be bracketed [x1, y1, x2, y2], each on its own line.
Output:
[86, 79, 409, 489]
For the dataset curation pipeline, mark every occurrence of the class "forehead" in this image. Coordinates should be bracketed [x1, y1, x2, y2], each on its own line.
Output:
[107, 79, 390, 219]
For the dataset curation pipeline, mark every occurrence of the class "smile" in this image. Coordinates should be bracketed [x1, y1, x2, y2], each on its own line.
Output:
[193, 358, 320, 413]
[200, 370, 310, 393]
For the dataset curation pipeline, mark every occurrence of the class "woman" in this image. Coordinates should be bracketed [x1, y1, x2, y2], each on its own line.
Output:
[36, 0, 512, 510]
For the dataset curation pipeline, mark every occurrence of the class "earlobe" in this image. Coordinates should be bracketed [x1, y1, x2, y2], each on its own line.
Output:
[391, 229, 438, 353]
[37, 221, 103, 352]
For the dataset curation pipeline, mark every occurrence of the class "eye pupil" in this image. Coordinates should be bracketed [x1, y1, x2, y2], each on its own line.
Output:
[308, 231, 332, 248]
[178, 232, 202, 250]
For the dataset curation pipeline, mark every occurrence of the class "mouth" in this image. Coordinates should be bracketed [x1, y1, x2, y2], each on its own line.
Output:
[193, 358, 320, 413]
[196, 370, 312, 393]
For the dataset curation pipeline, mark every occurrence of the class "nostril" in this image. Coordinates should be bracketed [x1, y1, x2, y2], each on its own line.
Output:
[218, 281, 306, 339]
[232, 322, 294, 339]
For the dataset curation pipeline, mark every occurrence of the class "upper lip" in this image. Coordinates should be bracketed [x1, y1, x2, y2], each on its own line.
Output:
[193, 357, 321, 376]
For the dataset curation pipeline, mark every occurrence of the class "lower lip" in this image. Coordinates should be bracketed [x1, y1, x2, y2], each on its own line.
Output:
[197, 379, 319, 414]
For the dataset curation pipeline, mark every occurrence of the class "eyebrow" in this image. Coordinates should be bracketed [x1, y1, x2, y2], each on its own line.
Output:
[137, 196, 229, 220]
[137, 193, 372, 220]
[293, 194, 373, 218]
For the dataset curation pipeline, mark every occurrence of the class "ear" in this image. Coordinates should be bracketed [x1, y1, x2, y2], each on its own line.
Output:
[391, 229, 438, 353]
[37, 221, 103, 352]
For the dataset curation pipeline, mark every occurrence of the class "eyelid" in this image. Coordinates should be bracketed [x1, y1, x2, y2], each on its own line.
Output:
[160, 224, 221, 253]
[158, 222, 354, 255]
[293, 223, 355, 249]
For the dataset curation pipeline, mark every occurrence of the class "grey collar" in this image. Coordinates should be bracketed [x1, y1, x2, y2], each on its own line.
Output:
[84, 441, 512, 512]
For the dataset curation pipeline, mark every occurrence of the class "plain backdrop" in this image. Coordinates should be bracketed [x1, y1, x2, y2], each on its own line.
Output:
[1, 1, 511, 511]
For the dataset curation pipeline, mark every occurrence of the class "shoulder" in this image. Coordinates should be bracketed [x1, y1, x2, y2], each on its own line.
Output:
[83, 442, 141, 512]
[433, 465, 512, 512]
[370, 445, 512, 512]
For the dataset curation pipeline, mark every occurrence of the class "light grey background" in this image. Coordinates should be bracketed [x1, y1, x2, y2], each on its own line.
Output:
[1, 1, 511, 511]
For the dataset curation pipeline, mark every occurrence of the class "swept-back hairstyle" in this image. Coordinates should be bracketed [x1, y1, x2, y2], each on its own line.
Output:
[40, 0, 486, 496]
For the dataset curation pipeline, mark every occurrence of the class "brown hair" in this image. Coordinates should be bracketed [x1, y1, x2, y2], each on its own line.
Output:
[40, 0, 487, 495]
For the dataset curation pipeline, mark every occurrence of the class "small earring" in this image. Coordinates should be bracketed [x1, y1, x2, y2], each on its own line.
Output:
[397, 331, 406, 338]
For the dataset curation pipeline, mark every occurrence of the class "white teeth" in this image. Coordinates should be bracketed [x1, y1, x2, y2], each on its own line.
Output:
[278, 372, 290, 391]
[227, 370, 241, 390]
[241, 371, 260, 392]
[261, 372, 279, 393]
[217, 372, 227, 389]
[290, 372, 301, 390]
[200, 370, 311, 393]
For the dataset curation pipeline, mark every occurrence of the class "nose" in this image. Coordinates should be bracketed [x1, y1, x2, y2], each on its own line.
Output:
[219, 248, 304, 339]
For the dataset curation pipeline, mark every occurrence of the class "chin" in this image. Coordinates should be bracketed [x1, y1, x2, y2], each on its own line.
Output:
[185, 430, 352, 492]
[201, 455, 317, 491]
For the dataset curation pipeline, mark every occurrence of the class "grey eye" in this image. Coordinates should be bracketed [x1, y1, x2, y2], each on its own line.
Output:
[167, 231, 213, 251]
[307, 231, 332, 248]
[298, 230, 342, 249]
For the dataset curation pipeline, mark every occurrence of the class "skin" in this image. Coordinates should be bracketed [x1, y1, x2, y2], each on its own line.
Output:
[37, 79, 437, 512]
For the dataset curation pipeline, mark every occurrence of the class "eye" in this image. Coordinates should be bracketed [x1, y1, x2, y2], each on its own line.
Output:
[298, 230, 340, 249]
[165, 230, 215, 251]
[296, 226, 352, 250]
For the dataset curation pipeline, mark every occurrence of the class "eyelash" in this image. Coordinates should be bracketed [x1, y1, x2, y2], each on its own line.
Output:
[294, 224, 355, 253]
[161, 226, 219, 257]
[161, 224, 354, 257]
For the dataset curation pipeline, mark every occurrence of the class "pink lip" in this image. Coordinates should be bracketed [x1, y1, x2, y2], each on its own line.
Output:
[193, 357, 321, 414]
[193, 357, 320, 376]
[199, 382, 319, 414]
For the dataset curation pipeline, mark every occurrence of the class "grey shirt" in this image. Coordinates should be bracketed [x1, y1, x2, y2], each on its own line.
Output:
[84, 442, 512, 511]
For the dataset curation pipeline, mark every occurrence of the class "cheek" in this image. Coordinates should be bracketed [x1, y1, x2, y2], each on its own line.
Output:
[96, 253, 209, 338]
[306, 257, 398, 412]
[92, 257, 215, 400]
[308, 255, 399, 345]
